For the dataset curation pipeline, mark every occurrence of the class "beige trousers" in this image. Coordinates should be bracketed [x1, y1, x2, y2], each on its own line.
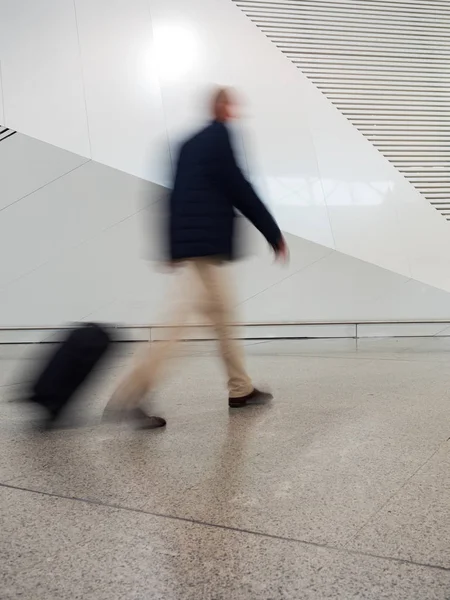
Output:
[110, 259, 253, 408]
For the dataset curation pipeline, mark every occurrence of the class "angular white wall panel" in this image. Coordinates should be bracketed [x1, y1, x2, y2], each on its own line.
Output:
[303, 80, 450, 291]
[389, 177, 450, 292]
[301, 83, 412, 278]
[231, 229, 332, 310]
[361, 278, 450, 323]
[73, 0, 171, 186]
[0, 0, 90, 156]
[239, 249, 412, 323]
[0, 159, 164, 289]
[1, 133, 450, 327]
[0, 209, 167, 326]
[0, 133, 88, 212]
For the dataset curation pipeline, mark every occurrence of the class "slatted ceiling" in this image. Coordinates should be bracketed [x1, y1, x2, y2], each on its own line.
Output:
[233, 0, 450, 221]
[260, 24, 447, 35]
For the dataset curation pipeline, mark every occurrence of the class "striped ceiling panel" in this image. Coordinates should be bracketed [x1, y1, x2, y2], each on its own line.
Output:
[232, 0, 450, 220]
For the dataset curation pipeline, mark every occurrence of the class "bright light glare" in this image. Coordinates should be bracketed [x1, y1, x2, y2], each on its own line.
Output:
[153, 23, 198, 82]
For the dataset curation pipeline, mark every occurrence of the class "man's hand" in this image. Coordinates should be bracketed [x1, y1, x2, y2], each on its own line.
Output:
[274, 237, 289, 263]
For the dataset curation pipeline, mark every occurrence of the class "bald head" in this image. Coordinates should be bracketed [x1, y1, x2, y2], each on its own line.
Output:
[211, 87, 237, 122]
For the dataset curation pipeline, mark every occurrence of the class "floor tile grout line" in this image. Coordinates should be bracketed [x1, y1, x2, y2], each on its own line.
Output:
[102, 348, 450, 367]
[1, 349, 450, 392]
[1, 351, 449, 366]
[346, 439, 450, 546]
[1, 480, 450, 574]
[248, 352, 450, 364]
[0, 344, 266, 389]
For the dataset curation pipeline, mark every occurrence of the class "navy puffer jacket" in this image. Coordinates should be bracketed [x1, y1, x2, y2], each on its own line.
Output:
[168, 120, 281, 261]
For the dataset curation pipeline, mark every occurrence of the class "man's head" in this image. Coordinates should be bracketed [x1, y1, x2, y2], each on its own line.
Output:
[211, 87, 237, 122]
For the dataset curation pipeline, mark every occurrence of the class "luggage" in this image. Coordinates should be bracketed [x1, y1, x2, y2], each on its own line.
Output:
[28, 323, 111, 426]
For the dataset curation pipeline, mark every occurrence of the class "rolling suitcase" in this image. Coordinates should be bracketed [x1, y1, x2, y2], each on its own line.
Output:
[28, 323, 111, 426]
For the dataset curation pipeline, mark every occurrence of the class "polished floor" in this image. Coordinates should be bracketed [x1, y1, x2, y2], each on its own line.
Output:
[1, 337, 450, 599]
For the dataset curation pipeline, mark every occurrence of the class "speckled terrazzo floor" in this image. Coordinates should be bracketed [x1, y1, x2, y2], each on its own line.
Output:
[1, 338, 450, 599]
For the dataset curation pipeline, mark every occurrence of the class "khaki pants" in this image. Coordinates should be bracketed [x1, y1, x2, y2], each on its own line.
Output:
[110, 259, 253, 408]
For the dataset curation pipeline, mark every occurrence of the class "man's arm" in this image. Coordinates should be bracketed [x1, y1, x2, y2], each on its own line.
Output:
[214, 125, 284, 251]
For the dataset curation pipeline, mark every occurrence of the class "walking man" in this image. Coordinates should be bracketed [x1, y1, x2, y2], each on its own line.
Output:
[106, 88, 287, 428]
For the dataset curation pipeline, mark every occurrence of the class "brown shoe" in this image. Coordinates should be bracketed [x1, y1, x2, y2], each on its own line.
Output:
[229, 388, 273, 408]
[130, 407, 166, 430]
[103, 406, 166, 429]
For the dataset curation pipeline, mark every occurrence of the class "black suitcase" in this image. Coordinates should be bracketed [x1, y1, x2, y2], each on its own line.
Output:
[28, 323, 111, 425]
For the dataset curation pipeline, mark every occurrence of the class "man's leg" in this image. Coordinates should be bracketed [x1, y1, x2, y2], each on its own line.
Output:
[105, 264, 194, 420]
[193, 260, 270, 405]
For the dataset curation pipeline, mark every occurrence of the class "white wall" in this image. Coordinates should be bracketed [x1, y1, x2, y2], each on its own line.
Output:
[0, 61, 5, 125]
[0, 0, 90, 156]
[1, 132, 450, 330]
[1, 0, 450, 328]
[73, 0, 171, 186]
[147, 0, 450, 291]
[0, 134, 87, 213]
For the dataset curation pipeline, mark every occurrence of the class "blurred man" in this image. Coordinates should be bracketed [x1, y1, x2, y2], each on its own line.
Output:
[105, 87, 287, 428]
